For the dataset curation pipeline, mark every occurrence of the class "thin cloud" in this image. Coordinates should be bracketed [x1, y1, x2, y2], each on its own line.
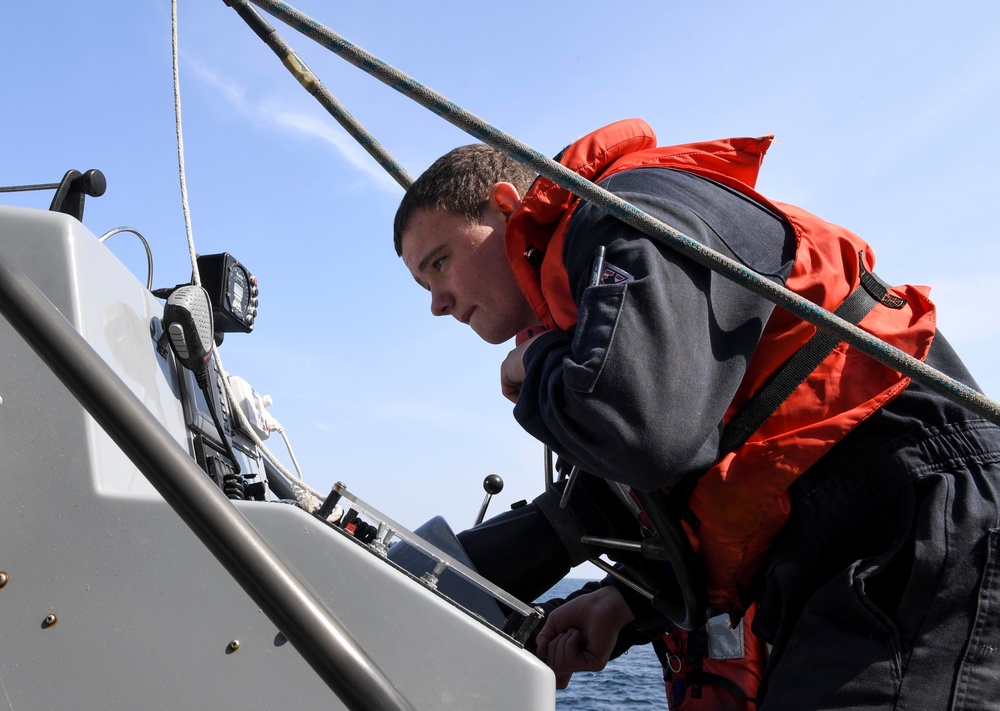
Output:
[187, 59, 401, 193]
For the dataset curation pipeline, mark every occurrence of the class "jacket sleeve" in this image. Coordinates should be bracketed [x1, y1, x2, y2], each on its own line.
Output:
[512, 169, 794, 491]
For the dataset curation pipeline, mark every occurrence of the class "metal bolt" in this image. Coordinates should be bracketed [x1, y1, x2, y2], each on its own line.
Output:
[228, 639, 240, 652]
[0, 571, 8, 588]
[421, 559, 450, 590]
[43, 614, 57, 627]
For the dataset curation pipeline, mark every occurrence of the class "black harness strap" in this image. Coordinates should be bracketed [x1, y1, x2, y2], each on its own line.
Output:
[718, 252, 905, 455]
[594, 257, 905, 632]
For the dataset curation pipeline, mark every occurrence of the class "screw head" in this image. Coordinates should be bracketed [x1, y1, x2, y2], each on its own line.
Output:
[228, 639, 240, 652]
[0, 571, 8, 588]
[43, 613, 57, 627]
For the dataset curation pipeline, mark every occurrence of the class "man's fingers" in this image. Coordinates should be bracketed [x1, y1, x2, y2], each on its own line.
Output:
[546, 628, 581, 673]
[534, 631, 550, 660]
[499, 343, 528, 403]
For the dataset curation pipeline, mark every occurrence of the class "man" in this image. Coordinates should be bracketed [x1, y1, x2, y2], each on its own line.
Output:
[394, 118, 1000, 709]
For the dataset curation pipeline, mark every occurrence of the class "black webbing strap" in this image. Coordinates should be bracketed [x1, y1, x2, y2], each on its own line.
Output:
[717, 252, 905, 455]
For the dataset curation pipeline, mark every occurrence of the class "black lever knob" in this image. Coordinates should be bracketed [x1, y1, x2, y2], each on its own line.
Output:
[474, 474, 504, 526]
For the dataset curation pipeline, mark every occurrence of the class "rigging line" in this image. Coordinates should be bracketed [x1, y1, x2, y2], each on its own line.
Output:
[171, 0, 200, 288]
[172, 0, 321, 508]
[240, 0, 1000, 427]
[225, 0, 412, 190]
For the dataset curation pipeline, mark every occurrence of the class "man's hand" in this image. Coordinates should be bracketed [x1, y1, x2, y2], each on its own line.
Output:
[534, 585, 636, 689]
[500, 331, 545, 403]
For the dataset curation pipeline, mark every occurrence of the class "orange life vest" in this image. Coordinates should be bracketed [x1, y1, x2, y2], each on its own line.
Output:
[505, 119, 936, 614]
[658, 604, 766, 711]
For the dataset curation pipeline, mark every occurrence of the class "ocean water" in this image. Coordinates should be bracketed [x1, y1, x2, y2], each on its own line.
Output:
[539, 578, 666, 710]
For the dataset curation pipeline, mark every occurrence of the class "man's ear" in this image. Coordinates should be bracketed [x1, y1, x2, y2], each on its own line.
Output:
[490, 182, 522, 218]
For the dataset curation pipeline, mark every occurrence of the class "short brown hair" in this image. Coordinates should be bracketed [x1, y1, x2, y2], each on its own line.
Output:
[393, 144, 537, 256]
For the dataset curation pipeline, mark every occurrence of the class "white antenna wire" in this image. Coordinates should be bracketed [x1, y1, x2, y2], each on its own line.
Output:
[169, 0, 322, 511]
[171, 0, 199, 289]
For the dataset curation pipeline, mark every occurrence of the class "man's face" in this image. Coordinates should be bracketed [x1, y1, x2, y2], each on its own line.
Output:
[401, 203, 536, 344]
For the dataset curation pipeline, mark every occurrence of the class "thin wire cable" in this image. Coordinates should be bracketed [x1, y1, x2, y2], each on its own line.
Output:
[214, 357, 324, 509]
[243, 0, 1000, 427]
[99, 227, 154, 290]
[272, 421, 305, 479]
[0, 182, 60, 193]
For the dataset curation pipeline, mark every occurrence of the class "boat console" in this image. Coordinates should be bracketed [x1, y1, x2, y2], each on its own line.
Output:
[0, 196, 556, 710]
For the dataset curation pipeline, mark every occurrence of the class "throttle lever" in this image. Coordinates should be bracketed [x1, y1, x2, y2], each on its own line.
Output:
[474, 474, 504, 526]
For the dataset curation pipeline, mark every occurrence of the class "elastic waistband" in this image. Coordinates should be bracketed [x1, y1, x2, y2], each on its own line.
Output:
[792, 418, 1000, 509]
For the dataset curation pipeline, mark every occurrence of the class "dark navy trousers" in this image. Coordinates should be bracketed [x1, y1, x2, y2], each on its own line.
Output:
[755, 354, 1000, 711]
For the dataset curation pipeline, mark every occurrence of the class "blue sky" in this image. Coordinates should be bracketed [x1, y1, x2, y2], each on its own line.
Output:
[4, 1, 1000, 579]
